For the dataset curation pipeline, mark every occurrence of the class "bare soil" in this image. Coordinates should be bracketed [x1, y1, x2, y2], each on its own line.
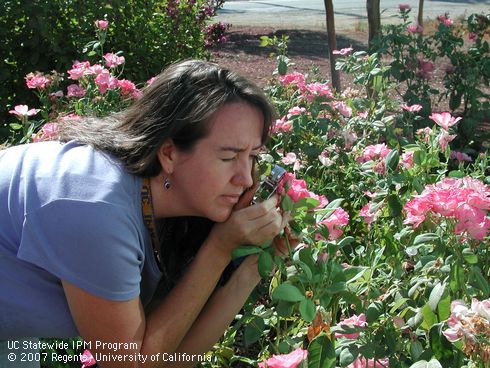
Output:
[211, 26, 368, 88]
[210, 25, 489, 145]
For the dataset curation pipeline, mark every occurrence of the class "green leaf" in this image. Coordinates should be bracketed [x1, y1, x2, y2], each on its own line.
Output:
[462, 248, 478, 264]
[277, 58, 288, 75]
[385, 150, 399, 171]
[429, 324, 455, 363]
[231, 246, 262, 259]
[448, 170, 465, 178]
[338, 236, 355, 248]
[365, 301, 383, 323]
[243, 317, 265, 346]
[428, 283, 445, 312]
[258, 251, 274, 278]
[259, 35, 271, 47]
[272, 283, 305, 302]
[437, 291, 451, 321]
[409, 340, 424, 360]
[307, 335, 336, 368]
[413, 233, 439, 246]
[9, 123, 22, 130]
[281, 194, 294, 212]
[299, 299, 316, 322]
[421, 304, 437, 330]
[326, 282, 347, 294]
[339, 347, 357, 367]
[387, 194, 403, 217]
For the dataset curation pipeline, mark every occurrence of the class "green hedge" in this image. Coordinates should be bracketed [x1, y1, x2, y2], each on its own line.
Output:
[0, 0, 214, 139]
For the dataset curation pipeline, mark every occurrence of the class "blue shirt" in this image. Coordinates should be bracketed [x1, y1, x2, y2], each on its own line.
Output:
[0, 141, 162, 338]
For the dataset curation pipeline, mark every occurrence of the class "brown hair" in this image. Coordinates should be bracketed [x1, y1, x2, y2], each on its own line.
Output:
[59, 59, 276, 177]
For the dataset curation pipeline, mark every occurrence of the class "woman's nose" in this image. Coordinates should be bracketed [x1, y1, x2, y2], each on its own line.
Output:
[232, 160, 254, 188]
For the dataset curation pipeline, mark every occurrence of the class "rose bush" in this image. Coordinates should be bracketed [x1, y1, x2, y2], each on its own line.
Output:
[3, 12, 489, 368]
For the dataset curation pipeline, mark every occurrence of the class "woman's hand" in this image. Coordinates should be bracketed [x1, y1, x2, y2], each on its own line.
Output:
[272, 225, 302, 258]
[207, 188, 288, 259]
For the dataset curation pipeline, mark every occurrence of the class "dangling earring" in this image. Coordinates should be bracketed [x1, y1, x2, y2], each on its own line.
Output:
[164, 177, 171, 189]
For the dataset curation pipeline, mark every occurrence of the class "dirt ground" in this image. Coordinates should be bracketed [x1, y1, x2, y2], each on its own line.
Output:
[210, 25, 368, 88]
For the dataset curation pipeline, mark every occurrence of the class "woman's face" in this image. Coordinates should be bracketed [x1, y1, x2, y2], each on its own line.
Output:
[170, 102, 264, 222]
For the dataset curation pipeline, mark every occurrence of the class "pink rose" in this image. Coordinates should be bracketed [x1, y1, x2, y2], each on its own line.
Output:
[95, 70, 118, 94]
[287, 106, 307, 119]
[9, 104, 39, 118]
[66, 84, 86, 98]
[429, 112, 462, 131]
[407, 24, 423, 33]
[318, 207, 349, 240]
[399, 4, 411, 11]
[32, 123, 59, 142]
[279, 72, 306, 87]
[81, 349, 97, 367]
[258, 348, 308, 368]
[348, 357, 390, 368]
[400, 103, 422, 112]
[25, 73, 51, 89]
[271, 116, 292, 134]
[103, 53, 125, 68]
[335, 313, 367, 339]
[94, 20, 108, 30]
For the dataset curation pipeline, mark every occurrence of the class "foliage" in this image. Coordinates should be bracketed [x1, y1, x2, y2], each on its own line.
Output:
[4, 11, 490, 368]
[0, 0, 228, 142]
[370, 7, 490, 147]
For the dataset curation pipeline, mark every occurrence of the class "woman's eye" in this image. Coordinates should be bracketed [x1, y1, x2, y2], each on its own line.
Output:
[222, 157, 237, 162]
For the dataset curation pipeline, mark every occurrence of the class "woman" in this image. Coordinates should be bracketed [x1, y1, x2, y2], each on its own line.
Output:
[0, 60, 289, 367]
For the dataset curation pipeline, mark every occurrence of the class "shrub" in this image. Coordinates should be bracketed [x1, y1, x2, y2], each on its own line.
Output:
[0, 0, 227, 142]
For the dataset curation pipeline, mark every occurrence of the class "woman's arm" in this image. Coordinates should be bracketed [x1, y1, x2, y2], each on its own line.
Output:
[166, 254, 262, 367]
[63, 196, 285, 368]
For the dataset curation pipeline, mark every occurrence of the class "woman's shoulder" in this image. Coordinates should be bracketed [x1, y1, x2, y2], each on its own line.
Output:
[3, 140, 141, 212]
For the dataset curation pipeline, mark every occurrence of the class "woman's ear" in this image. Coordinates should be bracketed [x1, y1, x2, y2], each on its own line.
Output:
[156, 139, 177, 174]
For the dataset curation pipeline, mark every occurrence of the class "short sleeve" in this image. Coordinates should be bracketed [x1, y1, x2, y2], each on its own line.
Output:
[17, 199, 145, 301]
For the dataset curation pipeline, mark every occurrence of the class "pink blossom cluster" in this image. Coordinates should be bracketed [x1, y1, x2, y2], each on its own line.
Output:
[277, 72, 333, 102]
[317, 208, 350, 240]
[258, 348, 308, 368]
[32, 123, 59, 142]
[401, 150, 414, 169]
[271, 116, 293, 134]
[278, 172, 328, 208]
[66, 60, 140, 98]
[360, 201, 381, 224]
[399, 4, 411, 11]
[407, 24, 424, 33]
[437, 14, 454, 27]
[443, 299, 490, 362]
[403, 177, 490, 240]
[357, 143, 392, 174]
[335, 313, 367, 339]
[103, 52, 125, 68]
[281, 152, 303, 172]
[348, 357, 390, 368]
[25, 72, 52, 90]
[331, 100, 352, 117]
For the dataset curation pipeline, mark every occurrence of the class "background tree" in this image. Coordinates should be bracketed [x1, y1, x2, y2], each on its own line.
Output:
[323, 0, 341, 92]
[366, 0, 381, 46]
[418, 0, 425, 27]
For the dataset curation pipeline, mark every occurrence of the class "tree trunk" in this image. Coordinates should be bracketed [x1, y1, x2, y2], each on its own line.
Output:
[324, 0, 341, 92]
[417, 0, 424, 27]
[366, 0, 381, 47]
